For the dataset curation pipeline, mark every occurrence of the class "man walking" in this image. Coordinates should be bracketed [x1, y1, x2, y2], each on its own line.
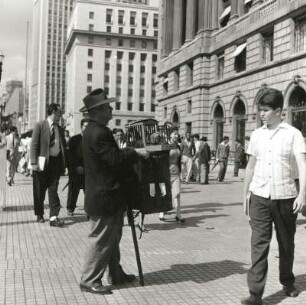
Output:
[233, 138, 244, 177]
[193, 134, 203, 182]
[242, 88, 306, 305]
[66, 118, 89, 216]
[79, 88, 148, 295]
[5, 126, 18, 186]
[181, 131, 195, 183]
[30, 103, 67, 226]
[216, 136, 230, 182]
[199, 137, 211, 184]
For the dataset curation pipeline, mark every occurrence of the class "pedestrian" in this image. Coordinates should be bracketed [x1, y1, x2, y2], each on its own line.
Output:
[79, 88, 148, 295]
[199, 136, 211, 184]
[159, 127, 185, 223]
[193, 134, 203, 182]
[242, 88, 306, 305]
[5, 126, 19, 186]
[181, 131, 195, 183]
[66, 118, 90, 216]
[115, 128, 127, 149]
[216, 136, 230, 182]
[233, 138, 244, 177]
[64, 129, 71, 150]
[30, 103, 67, 226]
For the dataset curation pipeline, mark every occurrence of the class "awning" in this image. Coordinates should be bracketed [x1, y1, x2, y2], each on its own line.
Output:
[244, 0, 252, 4]
[219, 6, 231, 21]
[233, 43, 247, 57]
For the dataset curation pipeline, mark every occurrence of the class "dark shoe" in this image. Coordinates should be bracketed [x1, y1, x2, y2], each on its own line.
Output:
[80, 282, 112, 295]
[37, 215, 45, 223]
[283, 285, 299, 297]
[50, 217, 64, 227]
[241, 295, 262, 305]
[67, 210, 74, 216]
[7, 180, 12, 186]
[112, 273, 136, 285]
[175, 216, 185, 224]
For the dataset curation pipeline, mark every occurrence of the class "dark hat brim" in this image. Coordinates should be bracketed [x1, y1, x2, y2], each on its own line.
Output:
[79, 97, 118, 112]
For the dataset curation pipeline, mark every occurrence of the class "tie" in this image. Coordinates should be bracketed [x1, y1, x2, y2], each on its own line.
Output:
[50, 123, 55, 147]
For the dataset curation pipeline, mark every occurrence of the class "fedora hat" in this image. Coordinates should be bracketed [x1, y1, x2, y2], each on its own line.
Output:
[80, 88, 117, 112]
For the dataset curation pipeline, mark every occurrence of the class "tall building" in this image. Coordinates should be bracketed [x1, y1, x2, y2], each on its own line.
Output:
[65, 0, 159, 134]
[29, 0, 75, 128]
[156, 0, 306, 151]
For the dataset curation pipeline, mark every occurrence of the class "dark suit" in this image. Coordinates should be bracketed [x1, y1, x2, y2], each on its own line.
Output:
[81, 120, 139, 286]
[199, 142, 211, 184]
[30, 120, 66, 217]
[216, 142, 230, 182]
[66, 134, 84, 213]
[234, 143, 244, 176]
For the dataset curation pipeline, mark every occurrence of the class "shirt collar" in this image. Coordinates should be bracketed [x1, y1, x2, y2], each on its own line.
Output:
[47, 117, 54, 128]
[261, 121, 288, 130]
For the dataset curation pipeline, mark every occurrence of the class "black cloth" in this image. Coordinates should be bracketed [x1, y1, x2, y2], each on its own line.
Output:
[247, 193, 297, 299]
[82, 120, 139, 216]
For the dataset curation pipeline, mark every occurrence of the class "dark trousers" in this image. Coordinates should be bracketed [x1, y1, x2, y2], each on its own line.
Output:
[233, 161, 240, 176]
[217, 160, 227, 181]
[81, 211, 124, 285]
[247, 194, 297, 298]
[66, 183, 84, 212]
[33, 156, 62, 217]
[199, 162, 209, 184]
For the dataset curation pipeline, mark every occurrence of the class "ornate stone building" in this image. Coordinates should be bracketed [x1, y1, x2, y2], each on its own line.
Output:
[156, 0, 306, 150]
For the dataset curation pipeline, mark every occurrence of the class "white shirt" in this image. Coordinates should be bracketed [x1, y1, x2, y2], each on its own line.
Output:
[247, 122, 306, 199]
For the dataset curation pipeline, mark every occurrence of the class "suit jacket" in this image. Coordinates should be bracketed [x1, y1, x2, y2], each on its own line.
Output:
[68, 134, 84, 188]
[30, 119, 67, 173]
[83, 120, 139, 216]
[234, 143, 244, 162]
[199, 142, 211, 164]
[217, 142, 230, 161]
[5, 133, 18, 160]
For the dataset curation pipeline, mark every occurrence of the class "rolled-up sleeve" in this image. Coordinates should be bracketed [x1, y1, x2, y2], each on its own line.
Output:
[293, 130, 306, 156]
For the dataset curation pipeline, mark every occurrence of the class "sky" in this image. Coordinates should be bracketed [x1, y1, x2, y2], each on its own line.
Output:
[0, 0, 33, 92]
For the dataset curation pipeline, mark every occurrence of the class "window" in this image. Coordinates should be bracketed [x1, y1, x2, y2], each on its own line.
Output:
[116, 88, 121, 96]
[130, 11, 136, 26]
[151, 104, 155, 112]
[234, 43, 247, 73]
[117, 64, 122, 72]
[105, 75, 110, 82]
[87, 74, 92, 81]
[105, 50, 111, 58]
[105, 87, 109, 95]
[115, 102, 121, 110]
[89, 11, 94, 19]
[153, 14, 158, 28]
[107, 26, 111, 32]
[106, 9, 112, 23]
[130, 40, 135, 48]
[153, 41, 158, 50]
[187, 62, 193, 86]
[142, 29, 147, 36]
[131, 28, 135, 35]
[118, 10, 124, 25]
[163, 77, 168, 93]
[106, 38, 111, 46]
[129, 52, 135, 60]
[139, 103, 145, 111]
[142, 12, 148, 27]
[129, 65, 134, 72]
[128, 102, 133, 111]
[152, 54, 157, 62]
[140, 89, 145, 97]
[140, 78, 145, 85]
[152, 66, 157, 74]
[87, 61, 93, 69]
[88, 48, 93, 56]
[217, 53, 224, 80]
[262, 31, 274, 63]
[118, 27, 123, 34]
[219, 5, 231, 28]
[117, 51, 123, 59]
[154, 30, 158, 37]
[164, 106, 167, 118]
[118, 39, 124, 47]
[187, 100, 192, 113]
[105, 62, 110, 71]
[174, 69, 180, 90]
[88, 35, 94, 44]
[140, 65, 145, 73]
[116, 76, 122, 83]
[87, 86, 92, 93]
[89, 24, 94, 31]
[295, 17, 306, 52]
[140, 53, 147, 61]
[115, 119, 121, 126]
[128, 89, 133, 96]
[152, 90, 156, 98]
[141, 41, 147, 49]
[128, 77, 133, 84]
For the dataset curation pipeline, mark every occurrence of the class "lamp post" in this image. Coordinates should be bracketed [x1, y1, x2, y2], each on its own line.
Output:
[0, 51, 4, 83]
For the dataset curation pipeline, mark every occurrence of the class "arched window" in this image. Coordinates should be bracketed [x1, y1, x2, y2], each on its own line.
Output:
[289, 86, 306, 136]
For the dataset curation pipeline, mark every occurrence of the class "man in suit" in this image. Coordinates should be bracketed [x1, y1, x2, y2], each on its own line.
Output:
[30, 103, 67, 226]
[5, 126, 18, 186]
[66, 118, 89, 216]
[79, 88, 148, 295]
[199, 137, 211, 184]
[233, 138, 245, 177]
[216, 136, 230, 182]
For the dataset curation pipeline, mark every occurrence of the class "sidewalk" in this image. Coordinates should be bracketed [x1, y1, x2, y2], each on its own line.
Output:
[0, 169, 305, 305]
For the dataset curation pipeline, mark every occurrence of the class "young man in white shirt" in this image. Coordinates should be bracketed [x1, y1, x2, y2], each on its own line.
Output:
[242, 88, 306, 305]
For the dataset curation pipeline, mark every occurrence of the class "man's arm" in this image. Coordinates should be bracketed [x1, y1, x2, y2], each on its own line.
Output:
[30, 123, 41, 170]
[293, 153, 306, 213]
[243, 155, 256, 200]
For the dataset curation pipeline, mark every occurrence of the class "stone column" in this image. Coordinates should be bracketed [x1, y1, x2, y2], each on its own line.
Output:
[185, 0, 197, 42]
[164, 0, 174, 55]
[238, 0, 245, 17]
[197, 0, 205, 31]
[173, 0, 184, 50]
[230, 0, 239, 21]
[211, 0, 219, 30]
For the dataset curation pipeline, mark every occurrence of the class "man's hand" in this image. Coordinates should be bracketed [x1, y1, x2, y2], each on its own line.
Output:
[293, 194, 306, 214]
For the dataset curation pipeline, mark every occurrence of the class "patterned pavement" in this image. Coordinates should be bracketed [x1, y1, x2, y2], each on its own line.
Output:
[0, 167, 306, 305]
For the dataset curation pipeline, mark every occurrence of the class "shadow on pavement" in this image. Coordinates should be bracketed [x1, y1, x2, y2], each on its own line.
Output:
[182, 202, 243, 215]
[263, 274, 306, 305]
[3, 204, 49, 212]
[142, 259, 247, 285]
[145, 214, 229, 231]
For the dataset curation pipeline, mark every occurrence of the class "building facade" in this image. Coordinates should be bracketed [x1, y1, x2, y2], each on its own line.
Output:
[156, 0, 306, 151]
[65, 0, 159, 134]
[29, 0, 75, 128]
